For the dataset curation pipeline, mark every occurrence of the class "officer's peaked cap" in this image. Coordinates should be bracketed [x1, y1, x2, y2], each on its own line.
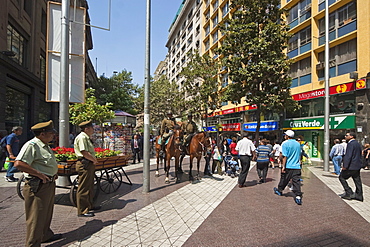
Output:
[78, 120, 93, 128]
[31, 120, 56, 132]
[167, 110, 173, 115]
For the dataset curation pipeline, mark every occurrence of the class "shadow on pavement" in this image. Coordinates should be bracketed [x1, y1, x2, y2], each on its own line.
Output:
[46, 219, 118, 247]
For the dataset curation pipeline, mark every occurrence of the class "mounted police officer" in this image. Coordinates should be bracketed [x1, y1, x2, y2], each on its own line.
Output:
[159, 110, 176, 157]
[182, 113, 198, 148]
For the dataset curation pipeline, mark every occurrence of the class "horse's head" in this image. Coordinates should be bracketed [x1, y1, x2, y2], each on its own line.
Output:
[173, 126, 183, 146]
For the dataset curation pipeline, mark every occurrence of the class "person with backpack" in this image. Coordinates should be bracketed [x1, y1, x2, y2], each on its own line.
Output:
[4, 126, 23, 182]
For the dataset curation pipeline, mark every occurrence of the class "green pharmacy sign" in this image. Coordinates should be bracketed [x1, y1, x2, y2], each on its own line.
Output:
[283, 115, 355, 130]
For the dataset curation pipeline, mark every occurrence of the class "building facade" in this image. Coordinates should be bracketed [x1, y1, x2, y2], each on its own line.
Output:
[0, 0, 97, 144]
[165, 0, 203, 89]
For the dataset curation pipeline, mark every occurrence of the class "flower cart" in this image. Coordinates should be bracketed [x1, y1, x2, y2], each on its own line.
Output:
[17, 147, 132, 207]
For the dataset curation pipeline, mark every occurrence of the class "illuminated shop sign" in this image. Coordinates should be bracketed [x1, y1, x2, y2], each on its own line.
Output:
[243, 121, 279, 132]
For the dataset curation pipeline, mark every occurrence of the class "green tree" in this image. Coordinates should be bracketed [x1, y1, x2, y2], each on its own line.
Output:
[179, 51, 221, 126]
[91, 70, 138, 115]
[69, 88, 115, 146]
[134, 76, 183, 131]
[218, 0, 299, 141]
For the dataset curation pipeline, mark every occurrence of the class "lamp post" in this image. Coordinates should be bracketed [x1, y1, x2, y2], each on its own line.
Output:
[142, 0, 151, 194]
[323, 0, 330, 171]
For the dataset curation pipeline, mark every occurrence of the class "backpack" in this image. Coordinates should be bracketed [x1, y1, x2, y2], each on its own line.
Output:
[0, 136, 7, 159]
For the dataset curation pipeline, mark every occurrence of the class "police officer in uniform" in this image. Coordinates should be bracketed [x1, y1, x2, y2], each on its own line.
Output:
[182, 113, 198, 148]
[160, 110, 176, 157]
[74, 120, 100, 217]
[14, 120, 63, 246]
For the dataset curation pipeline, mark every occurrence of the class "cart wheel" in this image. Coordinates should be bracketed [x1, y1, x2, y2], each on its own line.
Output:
[69, 175, 100, 207]
[99, 169, 122, 194]
[16, 175, 26, 200]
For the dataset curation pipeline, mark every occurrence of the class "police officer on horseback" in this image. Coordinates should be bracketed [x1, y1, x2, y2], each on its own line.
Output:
[159, 110, 176, 157]
[182, 113, 198, 149]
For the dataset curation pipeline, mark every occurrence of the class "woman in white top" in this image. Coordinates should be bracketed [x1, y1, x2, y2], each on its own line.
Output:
[272, 141, 281, 168]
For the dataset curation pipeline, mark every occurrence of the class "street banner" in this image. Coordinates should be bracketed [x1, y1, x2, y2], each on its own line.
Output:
[46, 2, 85, 103]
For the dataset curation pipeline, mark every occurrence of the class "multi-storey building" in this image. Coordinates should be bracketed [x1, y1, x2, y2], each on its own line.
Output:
[0, 0, 97, 144]
[202, 0, 369, 160]
[165, 0, 202, 90]
[282, 0, 368, 159]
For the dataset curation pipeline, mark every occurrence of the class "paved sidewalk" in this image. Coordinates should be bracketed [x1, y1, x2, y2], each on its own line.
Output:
[0, 160, 369, 246]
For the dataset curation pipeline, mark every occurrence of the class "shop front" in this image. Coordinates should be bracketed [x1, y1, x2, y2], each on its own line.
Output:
[283, 115, 356, 159]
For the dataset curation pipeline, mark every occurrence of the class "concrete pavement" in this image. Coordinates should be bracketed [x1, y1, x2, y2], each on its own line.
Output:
[0, 158, 369, 246]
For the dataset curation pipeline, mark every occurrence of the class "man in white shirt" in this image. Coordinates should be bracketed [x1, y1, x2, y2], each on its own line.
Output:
[235, 134, 256, 188]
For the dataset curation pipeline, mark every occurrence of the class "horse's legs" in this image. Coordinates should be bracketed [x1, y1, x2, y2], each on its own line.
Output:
[175, 156, 181, 183]
[189, 155, 194, 181]
[155, 152, 160, 177]
[195, 156, 201, 180]
[165, 156, 171, 183]
[179, 153, 185, 174]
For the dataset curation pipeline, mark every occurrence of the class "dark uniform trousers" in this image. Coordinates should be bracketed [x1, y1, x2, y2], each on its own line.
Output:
[339, 170, 363, 198]
[238, 155, 252, 185]
[24, 180, 55, 247]
[76, 159, 95, 215]
[277, 168, 302, 196]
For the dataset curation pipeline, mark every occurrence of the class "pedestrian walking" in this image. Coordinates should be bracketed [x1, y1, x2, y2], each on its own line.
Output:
[256, 139, 270, 183]
[273, 130, 303, 205]
[211, 146, 223, 175]
[74, 120, 101, 217]
[4, 126, 22, 182]
[329, 139, 345, 175]
[235, 133, 256, 188]
[14, 120, 63, 246]
[131, 134, 142, 164]
[339, 132, 363, 202]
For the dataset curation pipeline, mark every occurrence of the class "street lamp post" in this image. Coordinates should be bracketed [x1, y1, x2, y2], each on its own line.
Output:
[323, 0, 330, 171]
[142, 0, 151, 193]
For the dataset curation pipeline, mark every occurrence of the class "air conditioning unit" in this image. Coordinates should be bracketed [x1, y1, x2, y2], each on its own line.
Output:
[329, 59, 336, 66]
[316, 62, 324, 70]
[301, 3, 312, 14]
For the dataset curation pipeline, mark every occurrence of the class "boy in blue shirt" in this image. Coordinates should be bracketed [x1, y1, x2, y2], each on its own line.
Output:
[273, 130, 303, 205]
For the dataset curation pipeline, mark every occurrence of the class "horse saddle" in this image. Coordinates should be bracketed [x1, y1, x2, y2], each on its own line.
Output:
[158, 137, 170, 145]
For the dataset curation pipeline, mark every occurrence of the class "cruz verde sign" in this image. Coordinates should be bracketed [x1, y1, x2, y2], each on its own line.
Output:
[283, 115, 355, 130]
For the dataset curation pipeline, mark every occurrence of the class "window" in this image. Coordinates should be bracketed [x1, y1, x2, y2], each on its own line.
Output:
[212, 15, 218, 28]
[187, 35, 193, 46]
[196, 25, 200, 36]
[222, 2, 229, 17]
[205, 25, 210, 36]
[317, 39, 357, 80]
[287, 0, 311, 28]
[7, 24, 27, 66]
[41, 9, 47, 36]
[290, 57, 311, 87]
[318, 2, 357, 45]
[205, 10, 210, 21]
[24, 0, 32, 17]
[222, 74, 228, 87]
[205, 40, 210, 50]
[188, 9, 193, 20]
[212, 31, 218, 44]
[213, 0, 219, 11]
[288, 26, 312, 58]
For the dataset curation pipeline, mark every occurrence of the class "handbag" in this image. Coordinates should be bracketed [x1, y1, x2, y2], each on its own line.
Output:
[4, 157, 10, 170]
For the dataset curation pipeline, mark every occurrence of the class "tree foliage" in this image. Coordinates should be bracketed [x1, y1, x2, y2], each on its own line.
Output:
[179, 51, 221, 123]
[218, 0, 299, 140]
[69, 88, 115, 126]
[90, 70, 138, 115]
[134, 76, 183, 130]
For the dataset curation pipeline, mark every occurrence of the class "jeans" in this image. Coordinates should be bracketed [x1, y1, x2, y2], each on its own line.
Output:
[6, 158, 19, 177]
[332, 155, 342, 175]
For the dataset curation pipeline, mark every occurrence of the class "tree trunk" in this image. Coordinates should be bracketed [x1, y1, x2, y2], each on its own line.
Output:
[255, 105, 261, 144]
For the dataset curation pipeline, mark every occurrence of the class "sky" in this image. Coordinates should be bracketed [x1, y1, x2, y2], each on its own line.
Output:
[87, 0, 183, 86]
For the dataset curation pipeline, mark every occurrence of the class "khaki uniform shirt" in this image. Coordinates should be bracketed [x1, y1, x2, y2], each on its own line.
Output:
[74, 132, 96, 159]
[16, 137, 58, 177]
[182, 121, 197, 135]
[161, 118, 176, 135]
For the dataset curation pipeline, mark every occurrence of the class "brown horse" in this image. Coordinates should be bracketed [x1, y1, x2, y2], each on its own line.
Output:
[180, 132, 212, 181]
[156, 127, 183, 183]
[154, 136, 164, 177]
